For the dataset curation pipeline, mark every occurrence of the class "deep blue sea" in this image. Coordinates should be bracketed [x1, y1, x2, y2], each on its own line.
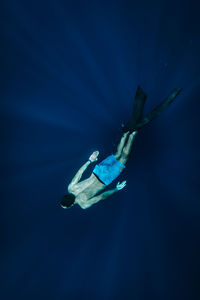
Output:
[1, 0, 200, 299]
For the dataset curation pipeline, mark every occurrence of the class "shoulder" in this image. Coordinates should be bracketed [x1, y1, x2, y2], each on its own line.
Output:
[68, 183, 76, 193]
[77, 202, 90, 209]
[75, 192, 87, 202]
[75, 193, 90, 209]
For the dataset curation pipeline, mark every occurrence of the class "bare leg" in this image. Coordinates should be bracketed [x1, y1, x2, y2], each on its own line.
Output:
[114, 131, 130, 159]
[119, 131, 137, 165]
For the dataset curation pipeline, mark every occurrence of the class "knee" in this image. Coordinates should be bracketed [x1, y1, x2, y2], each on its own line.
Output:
[120, 152, 128, 162]
[113, 153, 120, 160]
[119, 156, 128, 165]
[122, 149, 129, 157]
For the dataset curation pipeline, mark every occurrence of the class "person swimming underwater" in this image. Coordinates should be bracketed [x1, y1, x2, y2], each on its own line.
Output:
[60, 85, 182, 210]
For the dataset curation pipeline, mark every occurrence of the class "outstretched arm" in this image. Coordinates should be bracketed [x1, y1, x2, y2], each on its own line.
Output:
[83, 181, 126, 209]
[68, 151, 99, 188]
[83, 188, 118, 209]
[69, 160, 91, 188]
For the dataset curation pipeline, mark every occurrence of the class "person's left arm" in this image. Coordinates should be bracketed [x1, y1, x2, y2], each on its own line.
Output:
[68, 151, 99, 189]
[69, 160, 91, 188]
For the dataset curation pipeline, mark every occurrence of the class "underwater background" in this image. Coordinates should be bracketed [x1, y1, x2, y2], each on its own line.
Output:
[1, 0, 200, 299]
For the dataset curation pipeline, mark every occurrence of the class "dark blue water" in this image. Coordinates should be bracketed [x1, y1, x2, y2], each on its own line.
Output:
[1, 0, 200, 299]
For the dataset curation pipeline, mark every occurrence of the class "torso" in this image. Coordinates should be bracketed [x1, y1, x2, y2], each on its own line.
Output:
[68, 173, 106, 207]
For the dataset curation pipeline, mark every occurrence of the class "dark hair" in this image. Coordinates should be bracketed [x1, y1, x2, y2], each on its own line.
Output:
[60, 193, 76, 208]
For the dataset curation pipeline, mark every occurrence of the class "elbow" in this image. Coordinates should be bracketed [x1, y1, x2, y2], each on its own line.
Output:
[81, 205, 89, 210]
[68, 184, 75, 193]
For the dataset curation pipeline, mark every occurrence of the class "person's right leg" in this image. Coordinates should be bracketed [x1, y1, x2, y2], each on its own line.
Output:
[114, 131, 130, 159]
[119, 131, 137, 165]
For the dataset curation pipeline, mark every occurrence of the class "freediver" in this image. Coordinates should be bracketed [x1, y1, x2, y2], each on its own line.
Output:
[60, 85, 182, 209]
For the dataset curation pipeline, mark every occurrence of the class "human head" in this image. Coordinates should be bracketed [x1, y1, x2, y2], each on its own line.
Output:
[60, 193, 76, 209]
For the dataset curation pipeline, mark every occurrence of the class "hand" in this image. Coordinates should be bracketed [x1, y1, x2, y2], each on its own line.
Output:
[89, 151, 99, 162]
[116, 180, 126, 190]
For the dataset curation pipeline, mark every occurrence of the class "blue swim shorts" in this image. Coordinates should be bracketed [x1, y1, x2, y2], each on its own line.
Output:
[92, 154, 126, 185]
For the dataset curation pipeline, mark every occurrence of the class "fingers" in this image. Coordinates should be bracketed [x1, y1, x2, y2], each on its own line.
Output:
[93, 151, 99, 156]
[95, 151, 99, 161]
[117, 180, 126, 185]
[121, 181, 126, 188]
[117, 181, 127, 189]
[89, 151, 99, 161]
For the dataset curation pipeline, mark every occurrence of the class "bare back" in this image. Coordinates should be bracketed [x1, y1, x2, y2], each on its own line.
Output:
[68, 173, 106, 206]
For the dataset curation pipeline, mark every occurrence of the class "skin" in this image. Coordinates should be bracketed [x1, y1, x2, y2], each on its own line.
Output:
[67, 130, 137, 209]
[66, 87, 183, 209]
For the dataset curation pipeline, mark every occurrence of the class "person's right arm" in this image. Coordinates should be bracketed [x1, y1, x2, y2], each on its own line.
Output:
[82, 181, 127, 209]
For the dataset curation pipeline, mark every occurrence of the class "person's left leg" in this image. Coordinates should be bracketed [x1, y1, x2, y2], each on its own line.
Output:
[118, 131, 137, 165]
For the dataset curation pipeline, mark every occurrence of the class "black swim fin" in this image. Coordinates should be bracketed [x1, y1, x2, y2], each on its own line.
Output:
[134, 88, 183, 131]
[122, 85, 147, 133]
